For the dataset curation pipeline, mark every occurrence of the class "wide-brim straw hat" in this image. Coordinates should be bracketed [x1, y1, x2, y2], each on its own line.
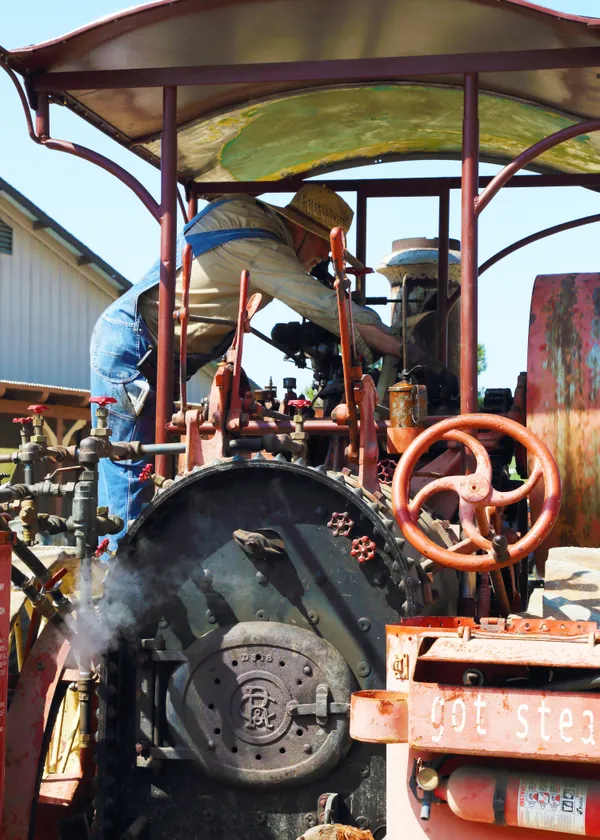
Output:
[264, 184, 363, 269]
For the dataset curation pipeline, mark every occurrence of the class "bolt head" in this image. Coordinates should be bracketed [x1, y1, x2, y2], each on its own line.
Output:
[304, 814, 317, 828]
[303, 744, 313, 755]
[356, 816, 370, 830]
[302, 665, 313, 676]
[207, 740, 216, 751]
[308, 610, 319, 625]
[357, 661, 371, 678]
[255, 571, 268, 585]
[357, 618, 371, 632]
[373, 573, 385, 587]
[206, 610, 217, 624]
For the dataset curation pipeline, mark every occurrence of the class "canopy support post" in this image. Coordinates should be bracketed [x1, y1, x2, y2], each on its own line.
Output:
[155, 86, 178, 478]
[460, 72, 479, 414]
[437, 188, 450, 367]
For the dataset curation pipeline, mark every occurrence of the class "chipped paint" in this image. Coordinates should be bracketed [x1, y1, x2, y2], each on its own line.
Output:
[145, 84, 600, 182]
[527, 275, 600, 572]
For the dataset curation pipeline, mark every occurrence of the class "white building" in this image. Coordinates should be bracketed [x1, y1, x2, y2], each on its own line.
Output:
[0, 177, 214, 454]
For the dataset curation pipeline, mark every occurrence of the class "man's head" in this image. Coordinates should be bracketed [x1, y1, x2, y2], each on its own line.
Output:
[266, 184, 354, 271]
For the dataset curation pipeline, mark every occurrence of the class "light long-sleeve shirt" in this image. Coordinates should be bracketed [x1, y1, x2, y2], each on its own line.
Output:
[138, 195, 390, 356]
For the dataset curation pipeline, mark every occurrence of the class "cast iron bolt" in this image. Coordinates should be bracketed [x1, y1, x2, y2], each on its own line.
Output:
[303, 665, 312, 676]
[255, 813, 266, 825]
[207, 740, 216, 751]
[304, 814, 318, 829]
[206, 610, 216, 624]
[135, 741, 150, 758]
[360, 765, 370, 779]
[256, 609, 268, 621]
[351, 535, 377, 564]
[357, 661, 371, 678]
[158, 617, 168, 629]
[308, 610, 319, 625]
[303, 744, 313, 754]
[315, 570, 327, 585]
[357, 617, 371, 632]
[373, 572, 385, 587]
[255, 571, 268, 585]
[327, 511, 354, 537]
[37, 660, 45, 671]
[462, 668, 485, 687]
[356, 817, 370, 830]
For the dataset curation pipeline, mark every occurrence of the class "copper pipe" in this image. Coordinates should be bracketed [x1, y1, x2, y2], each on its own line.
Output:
[476, 118, 600, 216]
[437, 189, 450, 366]
[169, 416, 452, 436]
[155, 86, 178, 478]
[460, 73, 479, 414]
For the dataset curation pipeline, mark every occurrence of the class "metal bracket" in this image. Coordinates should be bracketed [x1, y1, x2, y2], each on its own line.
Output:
[287, 684, 350, 725]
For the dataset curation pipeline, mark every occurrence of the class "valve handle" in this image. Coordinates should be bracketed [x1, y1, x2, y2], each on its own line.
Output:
[12, 417, 33, 424]
[94, 538, 110, 558]
[287, 399, 312, 409]
[27, 404, 49, 414]
[139, 463, 153, 483]
[44, 567, 68, 592]
[89, 396, 117, 407]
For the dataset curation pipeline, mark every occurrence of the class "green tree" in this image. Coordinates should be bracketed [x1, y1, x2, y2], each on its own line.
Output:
[477, 344, 487, 375]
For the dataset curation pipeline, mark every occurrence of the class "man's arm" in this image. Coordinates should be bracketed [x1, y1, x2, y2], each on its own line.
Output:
[248, 241, 402, 358]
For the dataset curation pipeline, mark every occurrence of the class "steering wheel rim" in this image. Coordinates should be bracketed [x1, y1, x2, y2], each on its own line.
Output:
[391, 413, 561, 572]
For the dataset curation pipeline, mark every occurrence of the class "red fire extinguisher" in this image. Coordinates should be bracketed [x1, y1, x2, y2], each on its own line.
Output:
[435, 767, 600, 837]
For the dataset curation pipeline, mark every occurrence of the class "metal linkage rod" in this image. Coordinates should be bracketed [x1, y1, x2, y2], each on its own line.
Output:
[460, 73, 479, 414]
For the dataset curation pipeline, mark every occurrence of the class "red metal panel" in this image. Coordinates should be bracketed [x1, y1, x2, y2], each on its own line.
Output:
[2, 625, 70, 840]
[0, 531, 12, 821]
[527, 274, 600, 572]
[408, 683, 600, 763]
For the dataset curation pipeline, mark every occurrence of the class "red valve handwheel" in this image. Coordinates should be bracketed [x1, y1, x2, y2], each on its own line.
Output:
[12, 417, 33, 424]
[27, 404, 49, 414]
[89, 397, 117, 407]
[391, 414, 561, 572]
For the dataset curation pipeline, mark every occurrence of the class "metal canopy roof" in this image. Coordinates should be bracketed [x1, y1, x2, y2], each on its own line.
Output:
[5, 0, 600, 183]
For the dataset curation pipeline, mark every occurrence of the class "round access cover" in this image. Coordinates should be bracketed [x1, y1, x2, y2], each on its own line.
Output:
[166, 622, 354, 787]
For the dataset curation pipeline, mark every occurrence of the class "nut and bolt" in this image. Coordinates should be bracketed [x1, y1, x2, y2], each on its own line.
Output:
[207, 739, 216, 751]
[360, 765, 370, 779]
[462, 668, 485, 687]
[303, 744, 313, 755]
[357, 661, 371, 678]
[308, 610, 319, 625]
[206, 610, 217, 624]
[255, 609, 269, 621]
[357, 617, 371, 632]
[356, 816, 370, 830]
[304, 814, 318, 828]
[373, 572, 385, 587]
[303, 665, 313, 676]
[256, 571, 268, 585]
[255, 813, 266, 825]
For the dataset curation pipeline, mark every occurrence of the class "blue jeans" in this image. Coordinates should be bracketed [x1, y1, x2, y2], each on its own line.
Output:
[90, 312, 156, 553]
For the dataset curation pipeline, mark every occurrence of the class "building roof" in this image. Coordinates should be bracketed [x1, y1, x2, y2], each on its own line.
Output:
[4, 0, 600, 183]
[0, 177, 131, 293]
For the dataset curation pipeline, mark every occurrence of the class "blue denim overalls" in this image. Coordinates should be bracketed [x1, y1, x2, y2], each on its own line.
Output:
[90, 197, 281, 552]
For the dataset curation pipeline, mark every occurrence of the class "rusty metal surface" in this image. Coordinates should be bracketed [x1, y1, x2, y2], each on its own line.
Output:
[2, 624, 71, 840]
[408, 682, 600, 762]
[527, 273, 600, 574]
[0, 532, 12, 820]
[350, 690, 408, 744]
[391, 414, 561, 572]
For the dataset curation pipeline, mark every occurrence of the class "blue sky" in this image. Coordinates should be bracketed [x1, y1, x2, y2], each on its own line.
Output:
[1, 0, 599, 394]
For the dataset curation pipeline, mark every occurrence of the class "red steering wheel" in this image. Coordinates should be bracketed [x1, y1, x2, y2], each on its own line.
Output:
[391, 414, 561, 572]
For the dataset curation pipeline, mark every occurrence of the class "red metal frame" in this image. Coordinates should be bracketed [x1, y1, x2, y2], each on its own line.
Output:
[0, 532, 12, 821]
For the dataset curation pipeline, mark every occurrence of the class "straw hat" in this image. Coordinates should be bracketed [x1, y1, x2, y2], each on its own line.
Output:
[265, 183, 354, 241]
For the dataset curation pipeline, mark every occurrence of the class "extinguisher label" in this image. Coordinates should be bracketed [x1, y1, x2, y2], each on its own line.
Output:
[517, 777, 587, 834]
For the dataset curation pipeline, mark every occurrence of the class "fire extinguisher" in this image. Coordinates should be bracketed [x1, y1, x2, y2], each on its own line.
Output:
[432, 766, 600, 837]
